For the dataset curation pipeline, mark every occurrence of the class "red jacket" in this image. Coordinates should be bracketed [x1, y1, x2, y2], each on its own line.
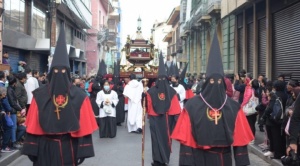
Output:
[224, 77, 233, 97]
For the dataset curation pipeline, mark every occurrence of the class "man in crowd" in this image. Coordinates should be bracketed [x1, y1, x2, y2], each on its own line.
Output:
[123, 73, 143, 133]
[22, 26, 98, 166]
[170, 75, 186, 111]
[171, 32, 253, 166]
[24, 68, 39, 110]
[146, 54, 181, 166]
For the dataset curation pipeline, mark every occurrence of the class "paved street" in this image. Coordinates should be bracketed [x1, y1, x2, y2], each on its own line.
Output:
[8, 116, 270, 166]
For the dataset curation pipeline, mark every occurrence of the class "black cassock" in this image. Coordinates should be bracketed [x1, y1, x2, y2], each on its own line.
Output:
[113, 85, 125, 124]
[22, 86, 98, 166]
[146, 92, 181, 164]
[90, 81, 102, 124]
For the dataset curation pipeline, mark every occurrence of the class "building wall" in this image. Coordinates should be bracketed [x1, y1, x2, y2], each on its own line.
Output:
[86, 0, 108, 75]
[153, 22, 171, 58]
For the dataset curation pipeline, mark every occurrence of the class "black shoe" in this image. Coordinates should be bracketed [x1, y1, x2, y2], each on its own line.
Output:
[151, 161, 166, 166]
[259, 126, 264, 132]
[117, 123, 122, 126]
[136, 128, 142, 134]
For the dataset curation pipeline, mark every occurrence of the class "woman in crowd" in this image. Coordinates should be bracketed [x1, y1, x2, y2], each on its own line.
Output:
[262, 80, 288, 159]
[96, 80, 119, 138]
[241, 76, 259, 143]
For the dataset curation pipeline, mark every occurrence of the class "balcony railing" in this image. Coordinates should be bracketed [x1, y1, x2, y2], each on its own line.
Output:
[207, 0, 221, 14]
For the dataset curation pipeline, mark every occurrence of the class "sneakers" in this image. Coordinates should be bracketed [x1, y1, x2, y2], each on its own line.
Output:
[13, 142, 23, 149]
[1, 147, 14, 153]
[263, 151, 274, 157]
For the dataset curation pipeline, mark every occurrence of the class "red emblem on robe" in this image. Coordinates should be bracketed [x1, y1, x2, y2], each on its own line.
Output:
[55, 95, 67, 106]
[158, 93, 165, 100]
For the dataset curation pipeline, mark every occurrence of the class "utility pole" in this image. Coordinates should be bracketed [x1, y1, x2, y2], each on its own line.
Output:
[48, 0, 60, 71]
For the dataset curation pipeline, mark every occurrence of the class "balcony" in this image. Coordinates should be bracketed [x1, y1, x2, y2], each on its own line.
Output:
[59, 0, 92, 28]
[207, 0, 221, 15]
[107, 32, 117, 46]
[196, 3, 211, 23]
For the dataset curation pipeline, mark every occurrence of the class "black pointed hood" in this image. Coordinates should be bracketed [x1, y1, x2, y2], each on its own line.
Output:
[148, 52, 176, 114]
[158, 53, 167, 77]
[201, 31, 226, 108]
[113, 61, 120, 84]
[206, 31, 224, 78]
[179, 63, 189, 89]
[180, 63, 188, 80]
[50, 25, 70, 70]
[174, 62, 180, 77]
[97, 60, 107, 76]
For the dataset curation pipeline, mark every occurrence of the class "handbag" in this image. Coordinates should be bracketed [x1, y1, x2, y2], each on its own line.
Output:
[5, 115, 14, 127]
[243, 89, 259, 116]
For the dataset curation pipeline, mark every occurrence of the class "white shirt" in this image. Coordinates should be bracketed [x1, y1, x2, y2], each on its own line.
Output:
[24, 74, 39, 104]
[96, 90, 119, 118]
[171, 83, 186, 110]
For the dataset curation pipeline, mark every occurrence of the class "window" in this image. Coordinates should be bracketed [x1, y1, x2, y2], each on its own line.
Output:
[4, 0, 26, 33]
[32, 5, 46, 39]
[65, 24, 72, 44]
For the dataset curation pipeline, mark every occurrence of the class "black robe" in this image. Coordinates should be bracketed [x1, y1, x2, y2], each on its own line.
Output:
[171, 96, 254, 166]
[22, 86, 98, 166]
[113, 85, 125, 124]
[146, 92, 181, 164]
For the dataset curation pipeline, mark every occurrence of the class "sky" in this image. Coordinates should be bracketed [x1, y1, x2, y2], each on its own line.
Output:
[119, 0, 180, 46]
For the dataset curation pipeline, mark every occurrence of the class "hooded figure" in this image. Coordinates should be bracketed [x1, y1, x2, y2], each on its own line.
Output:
[90, 59, 107, 121]
[123, 73, 144, 133]
[146, 54, 181, 166]
[22, 25, 98, 166]
[171, 31, 254, 166]
[179, 63, 194, 101]
[112, 61, 125, 126]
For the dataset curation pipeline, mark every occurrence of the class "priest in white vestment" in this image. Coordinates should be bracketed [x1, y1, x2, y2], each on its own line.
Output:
[123, 74, 143, 133]
[96, 80, 119, 138]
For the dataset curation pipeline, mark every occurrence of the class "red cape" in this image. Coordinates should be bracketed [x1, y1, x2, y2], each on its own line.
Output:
[185, 89, 194, 99]
[171, 109, 254, 149]
[146, 93, 181, 116]
[26, 97, 98, 137]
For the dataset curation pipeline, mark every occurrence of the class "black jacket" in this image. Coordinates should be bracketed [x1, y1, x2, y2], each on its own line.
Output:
[262, 91, 288, 126]
[7, 86, 22, 114]
[234, 80, 246, 104]
[15, 80, 28, 109]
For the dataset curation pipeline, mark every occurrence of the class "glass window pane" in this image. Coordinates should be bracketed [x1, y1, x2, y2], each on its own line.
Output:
[4, 0, 11, 29]
[19, 0, 25, 32]
[10, 0, 20, 31]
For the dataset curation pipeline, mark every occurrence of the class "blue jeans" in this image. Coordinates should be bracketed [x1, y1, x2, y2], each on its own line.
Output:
[17, 125, 26, 141]
[1, 116, 12, 149]
[10, 114, 17, 143]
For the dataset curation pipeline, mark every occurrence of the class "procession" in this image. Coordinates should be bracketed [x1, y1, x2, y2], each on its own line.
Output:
[1, 0, 300, 166]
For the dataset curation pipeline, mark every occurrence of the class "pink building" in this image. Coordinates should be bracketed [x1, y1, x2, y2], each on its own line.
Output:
[86, 0, 113, 75]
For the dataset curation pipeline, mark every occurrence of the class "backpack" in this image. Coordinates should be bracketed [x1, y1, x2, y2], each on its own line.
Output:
[270, 96, 283, 123]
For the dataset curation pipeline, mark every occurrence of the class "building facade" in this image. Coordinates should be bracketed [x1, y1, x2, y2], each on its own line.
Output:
[180, 0, 222, 76]
[152, 21, 171, 62]
[3, 0, 92, 75]
[163, 6, 183, 69]
[222, 0, 300, 80]
[86, 0, 112, 75]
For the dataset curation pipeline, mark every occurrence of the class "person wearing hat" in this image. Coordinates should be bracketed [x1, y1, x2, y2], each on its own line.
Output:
[22, 26, 98, 166]
[171, 32, 253, 166]
[146, 54, 181, 166]
[123, 73, 144, 133]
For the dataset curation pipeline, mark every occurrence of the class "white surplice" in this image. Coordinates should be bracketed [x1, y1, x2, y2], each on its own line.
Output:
[96, 90, 119, 118]
[170, 84, 186, 110]
[123, 79, 143, 132]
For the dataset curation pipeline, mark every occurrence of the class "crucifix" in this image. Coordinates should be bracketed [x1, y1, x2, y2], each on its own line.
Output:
[54, 107, 61, 120]
[53, 95, 68, 120]
[212, 110, 220, 125]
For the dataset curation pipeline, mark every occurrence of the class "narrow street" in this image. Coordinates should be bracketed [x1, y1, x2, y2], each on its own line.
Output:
[9, 116, 270, 166]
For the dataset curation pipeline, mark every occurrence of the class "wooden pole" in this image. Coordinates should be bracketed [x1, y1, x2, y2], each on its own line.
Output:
[142, 94, 146, 166]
